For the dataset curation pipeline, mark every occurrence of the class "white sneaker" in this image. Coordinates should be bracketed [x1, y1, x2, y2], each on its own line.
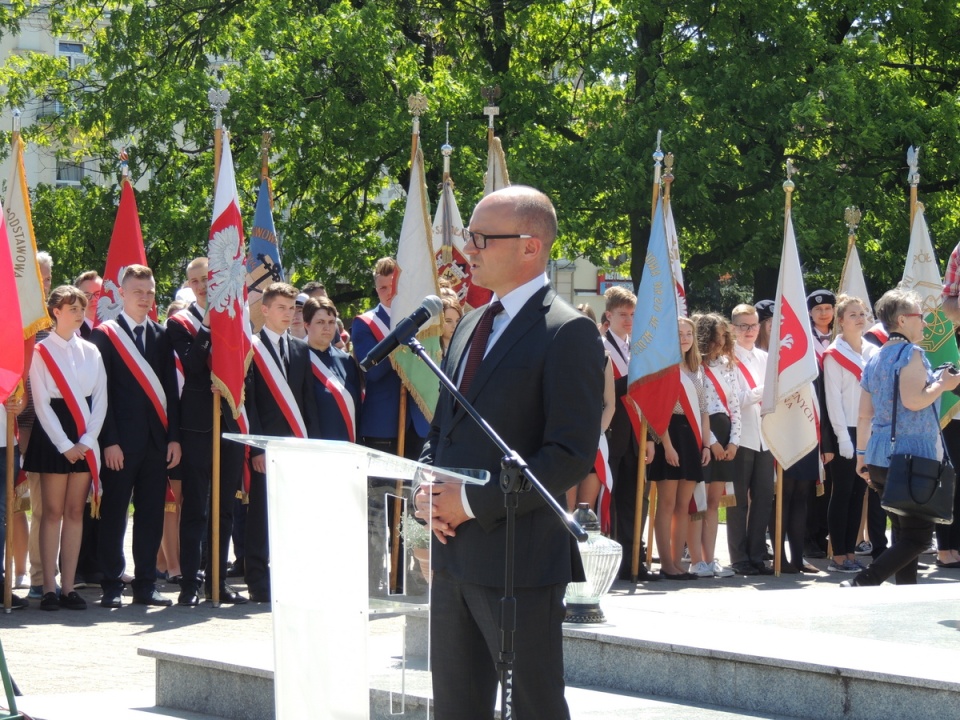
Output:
[682, 546, 691, 562]
[14, 574, 28, 589]
[711, 560, 734, 578]
[690, 561, 714, 577]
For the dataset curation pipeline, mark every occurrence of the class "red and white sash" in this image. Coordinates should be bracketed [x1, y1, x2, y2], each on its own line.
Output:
[98, 321, 168, 430]
[356, 308, 389, 343]
[737, 361, 758, 392]
[310, 352, 356, 443]
[822, 343, 863, 382]
[252, 336, 308, 439]
[595, 432, 614, 534]
[602, 334, 629, 380]
[677, 370, 708, 517]
[35, 344, 102, 516]
[703, 363, 732, 416]
[167, 307, 203, 398]
[865, 323, 888, 346]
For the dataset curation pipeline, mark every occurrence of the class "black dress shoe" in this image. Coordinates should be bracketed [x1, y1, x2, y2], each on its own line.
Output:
[205, 586, 248, 605]
[798, 562, 820, 574]
[101, 589, 123, 608]
[752, 562, 774, 575]
[733, 562, 758, 576]
[132, 589, 173, 607]
[177, 590, 200, 606]
[248, 589, 271, 603]
[779, 563, 799, 574]
[226, 561, 245, 578]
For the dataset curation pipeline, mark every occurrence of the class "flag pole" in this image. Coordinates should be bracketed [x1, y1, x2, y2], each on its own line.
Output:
[208, 88, 230, 608]
[907, 146, 919, 231]
[774, 161, 797, 578]
[4, 407, 15, 613]
[632, 134, 664, 579]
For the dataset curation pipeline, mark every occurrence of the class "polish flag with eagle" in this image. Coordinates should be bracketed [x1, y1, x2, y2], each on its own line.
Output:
[761, 205, 820, 469]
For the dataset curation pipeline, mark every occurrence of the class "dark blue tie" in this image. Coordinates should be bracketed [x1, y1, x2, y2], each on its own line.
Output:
[133, 325, 146, 356]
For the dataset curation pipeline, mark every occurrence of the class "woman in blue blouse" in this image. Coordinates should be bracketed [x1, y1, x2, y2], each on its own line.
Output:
[303, 296, 361, 442]
[848, 288, 960, 586]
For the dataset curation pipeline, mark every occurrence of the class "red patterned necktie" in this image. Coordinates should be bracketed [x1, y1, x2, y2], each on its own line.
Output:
[458, 301, 504, 394]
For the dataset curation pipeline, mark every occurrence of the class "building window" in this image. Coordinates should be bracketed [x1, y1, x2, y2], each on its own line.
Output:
[56, 160, 86, 186]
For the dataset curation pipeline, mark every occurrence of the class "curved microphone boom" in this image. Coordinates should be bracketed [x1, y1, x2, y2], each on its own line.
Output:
[359, 295, 444, 371]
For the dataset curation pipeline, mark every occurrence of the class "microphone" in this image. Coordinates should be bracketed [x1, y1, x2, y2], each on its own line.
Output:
[360, 295, 444, 371]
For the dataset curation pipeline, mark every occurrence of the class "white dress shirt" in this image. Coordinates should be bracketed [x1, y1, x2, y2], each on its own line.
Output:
[29, 332, 108, 453]
[733, 343, 767, 452]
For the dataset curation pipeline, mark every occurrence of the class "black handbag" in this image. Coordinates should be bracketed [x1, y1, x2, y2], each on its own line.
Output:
[880, 349, 956, 524]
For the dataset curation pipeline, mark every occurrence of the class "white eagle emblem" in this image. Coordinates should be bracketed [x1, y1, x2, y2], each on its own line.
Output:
[208, 225, 246, 319]
[96, 266, 126, 322]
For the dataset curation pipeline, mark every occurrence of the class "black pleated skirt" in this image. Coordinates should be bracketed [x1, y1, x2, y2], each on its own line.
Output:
[23, 398, 93, 474]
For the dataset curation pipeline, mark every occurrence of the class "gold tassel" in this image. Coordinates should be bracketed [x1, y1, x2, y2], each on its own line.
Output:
[689, 510, 706, 521]
[718, 495, 737, 509]
[164, 501, 177, 513]
[816, 481, 825, 497]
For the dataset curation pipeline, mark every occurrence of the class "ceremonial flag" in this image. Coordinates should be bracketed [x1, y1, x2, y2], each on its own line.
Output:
[246, 178, 283, 332]
[0, 202, 23, 403]
[5, 135, 50, 341]
[627, 197, 681, 438]
[902, 205, 960, 424]
[99, 177, 152, 323]
[483, 126, 511, 197]
[664, 195, 687, 317]
[208, 131, 253, 417]
[838, 237, 872, 321]
[392, 137, 442, 422]
[761, 208, 819, 468]
[432, 156, 488, 310]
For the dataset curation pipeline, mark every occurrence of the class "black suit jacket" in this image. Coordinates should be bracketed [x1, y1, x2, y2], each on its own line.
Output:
[166, 304, 242, 435]
[245, 330, 321, 455]
[91, 315, 181, 453]
[421, 284, 605, 588]
[604, 329, 636, 458]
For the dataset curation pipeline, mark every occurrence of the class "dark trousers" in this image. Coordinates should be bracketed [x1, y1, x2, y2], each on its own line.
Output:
[828, 428, 867, 557]
[728, 447, 775, 565]
[76, 505, 101, 579]
[611, 444, 649, 575]
[98, 443, 167, 594]
[179, 429, 243, 593]
[231, 497, 246, 565]
[780, 473, 810, 567]
[936, 421, 960, 552]
[856, 466, 934, 585]
[0, 446, 18, 581]
[865, 488, 889, 557]
[244, 468, 270, 594]
[430, 571, 569, 720]
[805, 467, 831, 552]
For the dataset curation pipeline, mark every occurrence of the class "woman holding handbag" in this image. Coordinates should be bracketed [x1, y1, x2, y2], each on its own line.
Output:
[846, 288, 960, 586]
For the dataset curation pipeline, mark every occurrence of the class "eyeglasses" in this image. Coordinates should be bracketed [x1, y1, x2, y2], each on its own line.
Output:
[902, 313, 925, 320]
[734, 323, 760, 331]
[82, 292, 99, 301]
[463, 230, 532, 249]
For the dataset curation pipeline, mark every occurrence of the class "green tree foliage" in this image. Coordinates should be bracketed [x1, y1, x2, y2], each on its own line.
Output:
[2, 0, 959, 310]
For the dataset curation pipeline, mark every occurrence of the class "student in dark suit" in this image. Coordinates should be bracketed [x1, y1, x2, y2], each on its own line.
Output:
[244, 282, 321, 602]
[91, 264, 182, 608]
[303, 296, 361, 442]
[416, 186, 604, 720]
[351, 257, 430, 459]
[166, 257, 247, 606]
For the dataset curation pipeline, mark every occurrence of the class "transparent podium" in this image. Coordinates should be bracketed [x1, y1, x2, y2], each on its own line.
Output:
[225, 435, 488, 720]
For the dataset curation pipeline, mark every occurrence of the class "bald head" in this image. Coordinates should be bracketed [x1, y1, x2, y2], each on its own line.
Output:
[466, 185, 558, 297]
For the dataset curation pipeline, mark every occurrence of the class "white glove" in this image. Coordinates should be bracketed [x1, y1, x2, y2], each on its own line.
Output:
[837, 437, 854, 460]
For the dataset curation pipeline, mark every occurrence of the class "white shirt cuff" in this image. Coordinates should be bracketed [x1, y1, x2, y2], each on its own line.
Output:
[460, 483, 475, 519]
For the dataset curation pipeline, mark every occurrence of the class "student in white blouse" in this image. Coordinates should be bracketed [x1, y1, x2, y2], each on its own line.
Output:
[23, 286, 107, 611]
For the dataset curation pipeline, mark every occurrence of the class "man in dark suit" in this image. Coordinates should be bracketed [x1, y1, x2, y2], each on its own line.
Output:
[244, 281, 321, 602]
[416, 186, 604, 719]
[166, 257, 247, 606]
[92, 264, 181, 607]
[73, 270, 104, 588]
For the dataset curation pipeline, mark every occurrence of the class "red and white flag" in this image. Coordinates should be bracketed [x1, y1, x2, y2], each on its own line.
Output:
[664, 198, 688, 317]
[99, 177, 152, 323]
[0, 202, 23, 403]
[207, 131, 252, 418]
[761, 208, 819, 468]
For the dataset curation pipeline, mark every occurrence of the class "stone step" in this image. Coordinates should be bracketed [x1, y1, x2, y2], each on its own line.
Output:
[14, 690, 229, 720]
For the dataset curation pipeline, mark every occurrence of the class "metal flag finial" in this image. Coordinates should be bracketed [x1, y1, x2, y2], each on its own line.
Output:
[408, 93, 427, 117]
[208, 88, 231, 129]
[12, 107, 21, 133]
[783, 159, 796, 192]
[907, 146, 920, 186]
[844, 206, 862, 236]
[482, 86, 501, 130]
[653, 130, 664, 165]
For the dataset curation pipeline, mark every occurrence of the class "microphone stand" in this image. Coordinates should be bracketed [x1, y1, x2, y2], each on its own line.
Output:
[399, 335, 586, 720]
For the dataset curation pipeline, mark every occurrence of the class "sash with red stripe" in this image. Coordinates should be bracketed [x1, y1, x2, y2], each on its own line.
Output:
[98, 322, 168, 430]
[35, 344, 102, 517]
[702, 364, 731, 416]
[168, 306, 207, 397]
[356, 308, 389, 343]
[310, 352, 357, 443]
[822, 346, 863, 381]
[865, 323, 888, 345]
[251, 337, 308, 439]
[678, 371, 708, 516]
[602, 334, 628, 380]
[737, 361, 757, 391]
[595, 432, 614, 534]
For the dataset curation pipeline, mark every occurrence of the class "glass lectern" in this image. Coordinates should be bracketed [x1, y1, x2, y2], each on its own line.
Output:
[224, 435, 487, 720]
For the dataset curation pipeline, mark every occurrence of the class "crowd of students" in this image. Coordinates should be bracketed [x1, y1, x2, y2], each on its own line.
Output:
[4, 247, 960, 613]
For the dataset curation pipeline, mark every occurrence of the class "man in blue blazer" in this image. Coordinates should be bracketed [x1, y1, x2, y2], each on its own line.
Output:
[417, 186, 604, 719]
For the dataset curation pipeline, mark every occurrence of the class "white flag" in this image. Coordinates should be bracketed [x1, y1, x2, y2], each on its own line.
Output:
[664, 198, 687, 317]
[838, 239, 872, 321]
[761, 208, 820, 469]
